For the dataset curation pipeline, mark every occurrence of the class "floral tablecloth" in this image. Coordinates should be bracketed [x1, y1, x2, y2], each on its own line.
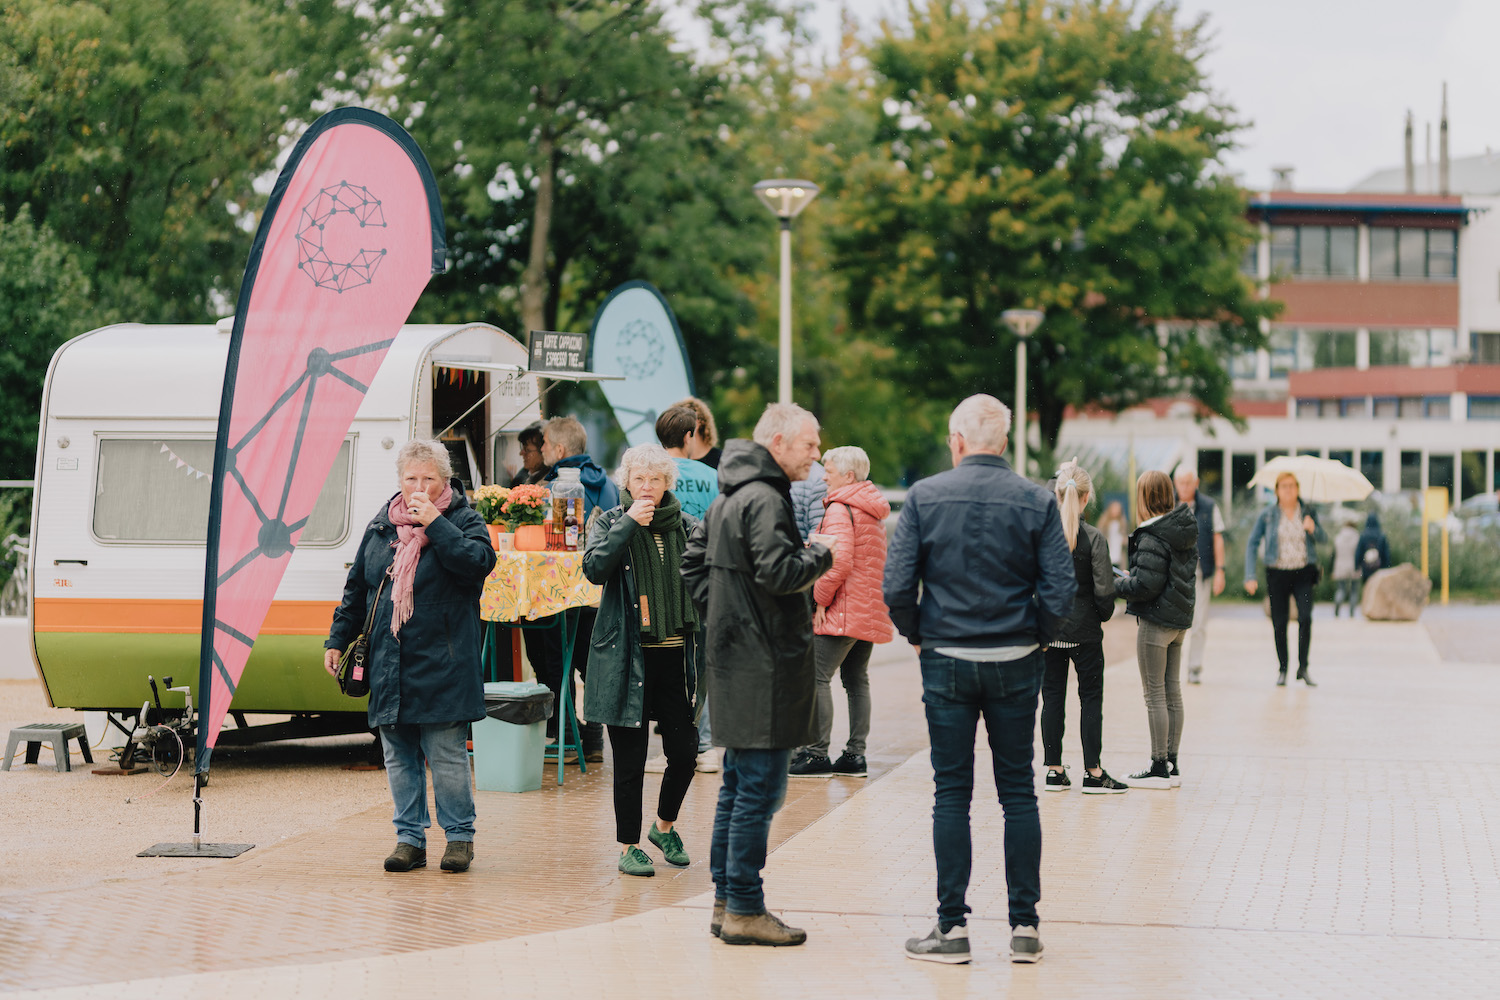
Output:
[480, 550, 600, 623]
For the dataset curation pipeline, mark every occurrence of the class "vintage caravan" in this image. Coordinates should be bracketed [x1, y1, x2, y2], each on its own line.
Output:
[27, 321, 540, 733]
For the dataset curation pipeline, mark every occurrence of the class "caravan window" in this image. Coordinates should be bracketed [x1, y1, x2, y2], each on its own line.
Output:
[93, 438, 353, 545]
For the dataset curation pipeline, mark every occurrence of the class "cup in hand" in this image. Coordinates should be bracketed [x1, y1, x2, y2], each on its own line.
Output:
[809, 532, 838, 554]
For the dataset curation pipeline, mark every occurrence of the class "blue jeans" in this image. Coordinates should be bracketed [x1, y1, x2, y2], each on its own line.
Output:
[709, 747, 791, 915]
[920, 648, 1044, 930]
[380, 722, 476, 848]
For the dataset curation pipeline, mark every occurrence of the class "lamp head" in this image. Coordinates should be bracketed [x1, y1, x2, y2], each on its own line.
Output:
[1001, 308, 1044, 339]
[754, 179, 820, 220]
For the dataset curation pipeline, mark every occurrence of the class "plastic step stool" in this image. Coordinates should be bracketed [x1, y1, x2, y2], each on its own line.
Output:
[3, 723, 92, 772]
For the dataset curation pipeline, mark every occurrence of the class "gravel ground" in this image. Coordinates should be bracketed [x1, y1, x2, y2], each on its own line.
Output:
[0, 677, 389, 896]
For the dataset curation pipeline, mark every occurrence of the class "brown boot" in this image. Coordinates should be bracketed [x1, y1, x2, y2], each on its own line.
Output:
[440, 840, 473, 872]
[710, 899, 726, 938]
[384, 843, 427, 872]
[719, 909, 807, 947]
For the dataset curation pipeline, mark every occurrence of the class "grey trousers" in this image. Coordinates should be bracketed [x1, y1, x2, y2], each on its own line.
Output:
[805, 635, 873, 757]
[1184, 573, 1211, 671]
[1137, 619, 1186, 760]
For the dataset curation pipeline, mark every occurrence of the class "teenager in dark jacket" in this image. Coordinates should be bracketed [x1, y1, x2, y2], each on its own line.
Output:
[1355, 511, 1390, 583]
[681, 403, 832, 948]
[1112, 471, 1198, 790]
[1040, 460, 1126, 794]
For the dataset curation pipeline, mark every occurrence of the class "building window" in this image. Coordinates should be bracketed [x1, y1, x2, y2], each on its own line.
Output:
[1268, 329, 1296, 378]
[1373, 396, 1398, 418]
[1231, 452, 1258, 502]
[1229, 349, 1259, 380]
[1268, 225, 1357, 279]
[1197, 449, 1224, 497]
[1400, 450, 1422, 490]
[1370, 226, 1458, 280]
[1470, 396, 1500, 420]
[1429, 329, 1457, 366]
[1329, 449, 1354, 468]
[1474, 332, 1500, 364]
[1360, 450, 1383, 489]
[1429, 454, 1455, 498]
[1299, 329, 1358, 369]
[1240, 241, 1259, 277]
[1425, 396, 1451, 420]
[1398, 397, 1425, 419]
[1296, 399, 1323, 419]
[1462, 451, 1487, 501]
[93, 438, 353, 544]
[1338, 398, 1367, 418]
[1297, 447, 1323, 457]
[1369, 329, 1430, 367]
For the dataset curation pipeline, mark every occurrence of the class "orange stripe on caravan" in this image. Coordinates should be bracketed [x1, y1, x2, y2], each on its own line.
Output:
[33, 598, 338, 635]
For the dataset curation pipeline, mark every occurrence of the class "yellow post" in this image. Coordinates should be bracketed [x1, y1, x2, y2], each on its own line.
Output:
[1422, 487, 1448, 591]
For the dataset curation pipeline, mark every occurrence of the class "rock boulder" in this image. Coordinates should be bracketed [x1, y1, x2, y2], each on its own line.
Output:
[1361, 564, 1431, 621]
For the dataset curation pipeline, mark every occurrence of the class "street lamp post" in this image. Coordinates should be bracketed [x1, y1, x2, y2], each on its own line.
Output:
[1001, 308, 1044, 478]
[753, 179, 820, 405]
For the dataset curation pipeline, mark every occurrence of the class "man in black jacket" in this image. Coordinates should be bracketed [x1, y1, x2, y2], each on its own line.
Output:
[682, 403, 833, 948]
[885, 394, 1073, 967]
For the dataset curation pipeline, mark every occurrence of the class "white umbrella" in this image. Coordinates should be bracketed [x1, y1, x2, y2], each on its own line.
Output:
[1248, 455, 1374, 503]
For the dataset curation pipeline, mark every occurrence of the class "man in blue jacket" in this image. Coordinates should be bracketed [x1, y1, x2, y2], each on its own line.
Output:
[884, 394, 1073, 967]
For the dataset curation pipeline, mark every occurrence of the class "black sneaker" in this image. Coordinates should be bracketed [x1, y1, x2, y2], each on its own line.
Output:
[904, 923, 971, 964]
[1080, 770, 1128, 794]
[788, 751, 834, 777]
[1167, 759, 1182, 787]
[1043, 766, 1071, 792]
[1128, 760, 1172, 789]
[831, 752, 867, 777]
[1010, 925, 1044, 964]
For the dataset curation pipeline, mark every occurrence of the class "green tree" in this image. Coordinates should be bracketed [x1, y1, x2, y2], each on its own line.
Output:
[0, 205, 91, 480]
[830, 0, 1278, 467]
[391, 0, 798, 415]
[0, 0, 375, 322]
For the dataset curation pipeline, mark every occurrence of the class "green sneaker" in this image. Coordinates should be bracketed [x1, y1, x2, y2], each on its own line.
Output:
[648, 824, 690, 867]
[618, 845, 655, 877]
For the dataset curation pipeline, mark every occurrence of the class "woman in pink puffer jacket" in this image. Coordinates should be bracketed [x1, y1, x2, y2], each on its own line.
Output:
[787, 446, 894, 779]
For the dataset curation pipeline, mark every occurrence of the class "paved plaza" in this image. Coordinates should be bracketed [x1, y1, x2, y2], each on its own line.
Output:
[2, 607, 1498, 998]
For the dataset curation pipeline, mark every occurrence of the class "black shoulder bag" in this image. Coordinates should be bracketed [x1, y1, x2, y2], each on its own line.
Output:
[337, 576, 386, 698]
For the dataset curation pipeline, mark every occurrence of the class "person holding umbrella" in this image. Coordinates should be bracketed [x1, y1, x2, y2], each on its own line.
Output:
[1244, 471, 1326, 687]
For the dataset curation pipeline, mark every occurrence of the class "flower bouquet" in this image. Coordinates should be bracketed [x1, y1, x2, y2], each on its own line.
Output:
[473, 484, 511, 525]
[502, 483, 551, 529]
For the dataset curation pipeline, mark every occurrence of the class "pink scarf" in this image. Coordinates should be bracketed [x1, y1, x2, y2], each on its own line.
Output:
[386, 481, 453, 637]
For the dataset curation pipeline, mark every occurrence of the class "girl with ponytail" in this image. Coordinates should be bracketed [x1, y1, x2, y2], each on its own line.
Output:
[1040, 460, 1128, 793]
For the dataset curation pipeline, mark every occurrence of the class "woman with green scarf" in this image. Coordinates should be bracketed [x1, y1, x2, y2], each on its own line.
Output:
[582, 443, 704, 877]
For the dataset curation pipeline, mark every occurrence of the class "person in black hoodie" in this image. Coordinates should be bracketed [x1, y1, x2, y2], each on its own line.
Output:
[1112, 471, 1198, 790]
[1040, 460, 1127, 794]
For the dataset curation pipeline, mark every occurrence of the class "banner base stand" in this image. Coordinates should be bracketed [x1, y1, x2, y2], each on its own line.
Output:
[92, 765, 150, 776]
[137, 842, 254, 859]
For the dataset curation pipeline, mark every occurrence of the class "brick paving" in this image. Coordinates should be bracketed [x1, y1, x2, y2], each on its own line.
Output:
[5, 611, 1500, 998]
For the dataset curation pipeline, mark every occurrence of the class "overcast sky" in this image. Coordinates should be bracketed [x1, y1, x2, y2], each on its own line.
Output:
[802, 0, 1500, 192]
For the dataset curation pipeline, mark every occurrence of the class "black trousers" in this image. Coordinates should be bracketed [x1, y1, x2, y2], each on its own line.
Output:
[607, 644, 699, 845]
[1266, 565, 1316, 672]
[1040, 642, 1105, 771]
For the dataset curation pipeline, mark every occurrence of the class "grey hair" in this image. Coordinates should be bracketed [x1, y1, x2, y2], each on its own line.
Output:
[1173, 461, 1199, 482]
[396, 438, 453, 481]
[752, 402, 818, 448]
[615, 443, 679, 491]
[822, 445, 870, 481]
[543, 415, 587, 458]
[948, 394, 1011, 454]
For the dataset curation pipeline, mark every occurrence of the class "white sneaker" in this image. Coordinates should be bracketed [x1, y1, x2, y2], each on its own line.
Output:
[695, 747, 722, 773]
[643, 754, 668, 774]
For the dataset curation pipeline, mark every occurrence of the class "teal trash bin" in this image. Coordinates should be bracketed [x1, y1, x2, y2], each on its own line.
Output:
[474, 681, 554, 793]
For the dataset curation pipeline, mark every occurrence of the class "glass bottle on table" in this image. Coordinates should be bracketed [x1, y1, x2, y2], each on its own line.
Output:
[551, 468, 585, 552]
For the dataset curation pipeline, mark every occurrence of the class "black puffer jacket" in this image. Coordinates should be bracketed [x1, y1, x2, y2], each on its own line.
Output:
[1114, 504, 1198, 629]
[680, 440, 833, 749]
[1053, 519, 1116, 644]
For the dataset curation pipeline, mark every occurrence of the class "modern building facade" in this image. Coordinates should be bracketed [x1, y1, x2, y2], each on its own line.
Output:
[1058, 155, 1500, 518]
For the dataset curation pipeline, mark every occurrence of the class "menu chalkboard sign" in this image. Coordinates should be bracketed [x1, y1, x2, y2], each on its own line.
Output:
[528, 330, 590, 374]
